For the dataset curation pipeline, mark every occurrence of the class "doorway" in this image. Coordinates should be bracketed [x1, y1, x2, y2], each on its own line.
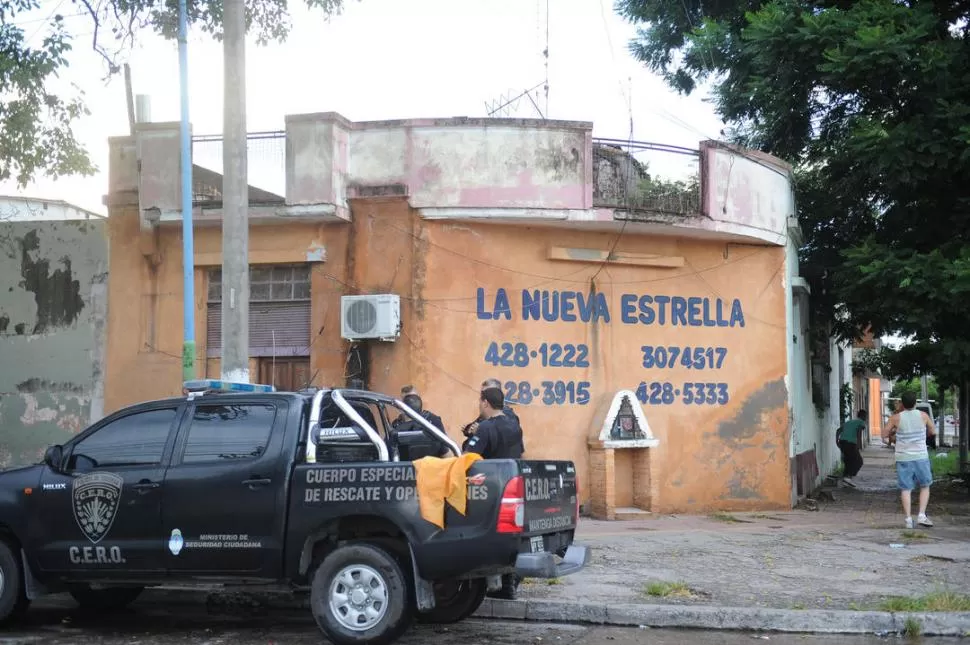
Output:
[258, 357, 311, 392]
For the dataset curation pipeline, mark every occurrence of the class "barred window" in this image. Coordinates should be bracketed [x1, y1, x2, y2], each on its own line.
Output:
[207, 265, 310, 302]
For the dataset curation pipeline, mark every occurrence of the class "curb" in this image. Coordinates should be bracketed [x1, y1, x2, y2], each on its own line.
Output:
[471, 598, 970, 637]
[142, 589, 970, 637]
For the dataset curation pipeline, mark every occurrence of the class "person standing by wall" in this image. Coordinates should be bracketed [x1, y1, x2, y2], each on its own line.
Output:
[883, 392, 937, 528]
[836, 409, 867, 487]
[462, 384, 524, 600]
[461, 377, 526, 455]
[462, 387, 524, 460]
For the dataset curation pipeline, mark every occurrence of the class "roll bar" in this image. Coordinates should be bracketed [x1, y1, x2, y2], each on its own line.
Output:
[306, 387, 461, 463]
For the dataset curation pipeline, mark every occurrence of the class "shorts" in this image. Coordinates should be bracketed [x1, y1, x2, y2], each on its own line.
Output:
[896, 458, 933, 491]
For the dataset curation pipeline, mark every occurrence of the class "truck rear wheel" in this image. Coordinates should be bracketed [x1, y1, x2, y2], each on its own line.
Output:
[0, 541, 29, 626]
[310, 543, 412, 645]
[68, 584, 143, 611]
[415, 578, 487, 624]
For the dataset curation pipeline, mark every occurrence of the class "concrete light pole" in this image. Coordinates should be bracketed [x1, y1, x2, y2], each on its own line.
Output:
[220, 0, 250, 382]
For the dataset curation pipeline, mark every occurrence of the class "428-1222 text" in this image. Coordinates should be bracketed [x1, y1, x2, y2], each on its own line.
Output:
[485, 342, 590, 368]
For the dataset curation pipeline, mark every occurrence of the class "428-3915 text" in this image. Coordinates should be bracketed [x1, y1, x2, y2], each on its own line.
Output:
[503, 380, 591, 406]
[485, 342, 590, 368]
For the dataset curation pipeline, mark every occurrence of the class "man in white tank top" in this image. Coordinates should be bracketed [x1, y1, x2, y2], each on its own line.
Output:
[883, 392, 937, 528]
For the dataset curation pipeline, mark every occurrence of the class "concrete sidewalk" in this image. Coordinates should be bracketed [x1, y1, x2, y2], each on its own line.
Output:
[499, 445, 970, 635]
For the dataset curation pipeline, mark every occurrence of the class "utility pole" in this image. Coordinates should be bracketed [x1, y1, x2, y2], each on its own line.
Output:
[177, 0, 195, 381]
[220, 0, 250, 382]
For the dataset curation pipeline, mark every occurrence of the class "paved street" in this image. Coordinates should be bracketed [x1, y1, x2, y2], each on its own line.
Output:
[2, 598, 965, 645]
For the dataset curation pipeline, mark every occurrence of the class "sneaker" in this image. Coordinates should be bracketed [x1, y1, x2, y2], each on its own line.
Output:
[842, 477, 856, 488]
[905, 517, 915, 529]
[918, 514, 934, 527]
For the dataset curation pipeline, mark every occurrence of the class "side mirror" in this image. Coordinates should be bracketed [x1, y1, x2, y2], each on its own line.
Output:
[43, 445, 63, 472]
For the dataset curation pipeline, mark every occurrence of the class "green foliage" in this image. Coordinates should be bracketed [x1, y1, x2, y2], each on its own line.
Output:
[616, 0, 970, 382]
[891, 377, 938, 404]
[839, 382, 853, 423]
[636, 172, 701, 213]
[0, 0, 352, 187]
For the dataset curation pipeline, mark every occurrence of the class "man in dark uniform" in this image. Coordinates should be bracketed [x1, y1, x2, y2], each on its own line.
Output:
[462, 385, 524, 600]
[397, 393, 446, 433]
[391, 393, 450, 459]
[463, 387, 524, 460]
[462, 378, 526, 455]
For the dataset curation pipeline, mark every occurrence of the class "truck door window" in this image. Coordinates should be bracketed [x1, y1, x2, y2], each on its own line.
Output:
[67, 409, 177, 472]
[182, 403, 277, 463]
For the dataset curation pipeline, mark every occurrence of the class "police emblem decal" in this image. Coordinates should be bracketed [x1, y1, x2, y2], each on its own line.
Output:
[168, 529, 184, 556]
[72, 472, 123, 544]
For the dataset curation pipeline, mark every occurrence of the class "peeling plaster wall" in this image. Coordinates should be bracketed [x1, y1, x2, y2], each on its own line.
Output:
[0, 220, 108, 468]
[286, 114, 592, 212]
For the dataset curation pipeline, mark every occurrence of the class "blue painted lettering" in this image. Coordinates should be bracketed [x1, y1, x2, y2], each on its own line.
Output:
[522, 290, 610, 323]
[730, 299, 745, 327]
[478, 288, 512, 321]
[654, 295, 670, 324]
[485, 289, 743, 326]
[635, 381, 730, 406]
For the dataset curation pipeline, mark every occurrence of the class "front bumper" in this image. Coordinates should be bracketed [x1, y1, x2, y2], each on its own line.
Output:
[514, 544, 590, 578]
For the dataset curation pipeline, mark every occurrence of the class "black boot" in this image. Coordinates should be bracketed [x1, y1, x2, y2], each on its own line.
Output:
[487, 574, 520, 600]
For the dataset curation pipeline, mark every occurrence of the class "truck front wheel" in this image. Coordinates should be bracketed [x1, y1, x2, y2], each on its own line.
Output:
[0, 541, 29, 625]
[415, 578, 487, 624]
[310, 543, 412, 645]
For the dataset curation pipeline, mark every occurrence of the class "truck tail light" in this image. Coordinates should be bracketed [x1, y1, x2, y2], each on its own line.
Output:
[497, 475, 525, 534]
[574, 474, 580, 523]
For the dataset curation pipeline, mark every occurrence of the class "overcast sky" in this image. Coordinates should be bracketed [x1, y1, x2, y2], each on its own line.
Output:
[1, 0, 725, 214]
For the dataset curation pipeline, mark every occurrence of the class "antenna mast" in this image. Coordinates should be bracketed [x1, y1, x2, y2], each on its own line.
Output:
[484, 0, 550, 119]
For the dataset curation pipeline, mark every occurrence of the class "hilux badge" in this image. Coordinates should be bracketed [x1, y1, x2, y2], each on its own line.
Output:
[169, 529, 184, 556]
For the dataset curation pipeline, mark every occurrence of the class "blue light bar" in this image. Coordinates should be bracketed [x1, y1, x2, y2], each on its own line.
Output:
[183, 379, 276, 394]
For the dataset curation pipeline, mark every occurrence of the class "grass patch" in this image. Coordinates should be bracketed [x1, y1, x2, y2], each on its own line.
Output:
[709, 512, 742, 523]
[900, 530, 931, 541]
[881, 591, 970, 612]
[903, 617, 922, 639]
[546, 578, 562, 586]
[930, 449, 960, 478]
[643, 581, 694, 599]
[791, 602, 806, 610]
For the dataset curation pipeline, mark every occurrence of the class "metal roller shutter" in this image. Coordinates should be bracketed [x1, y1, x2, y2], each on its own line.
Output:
[206, 301, 311, 358]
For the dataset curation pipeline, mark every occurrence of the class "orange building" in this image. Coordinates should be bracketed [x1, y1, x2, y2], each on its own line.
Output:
[104, 113, 845, 515]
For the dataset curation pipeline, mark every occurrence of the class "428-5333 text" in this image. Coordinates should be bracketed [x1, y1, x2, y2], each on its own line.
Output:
[635, 381, 729, 406]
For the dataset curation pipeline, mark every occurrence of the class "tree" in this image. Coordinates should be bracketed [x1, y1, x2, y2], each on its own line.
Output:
[616, 0, 970, 384]
[0, 0, 351, 187]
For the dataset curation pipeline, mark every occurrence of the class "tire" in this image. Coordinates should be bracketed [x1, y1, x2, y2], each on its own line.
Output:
[310, 542, 412, 645]
[0, 541, 29, 626]
[415, 578, 487, 624]
[68, 584, 143, 611]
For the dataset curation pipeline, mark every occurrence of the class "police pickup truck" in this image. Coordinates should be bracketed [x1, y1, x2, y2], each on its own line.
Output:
[0, 381, 588, 645]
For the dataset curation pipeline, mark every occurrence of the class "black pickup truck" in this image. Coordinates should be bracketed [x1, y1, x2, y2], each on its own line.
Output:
[0, 381, 588, 645]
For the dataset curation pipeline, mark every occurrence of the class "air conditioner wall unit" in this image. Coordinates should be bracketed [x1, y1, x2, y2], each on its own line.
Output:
[341, 294, 401, 341]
